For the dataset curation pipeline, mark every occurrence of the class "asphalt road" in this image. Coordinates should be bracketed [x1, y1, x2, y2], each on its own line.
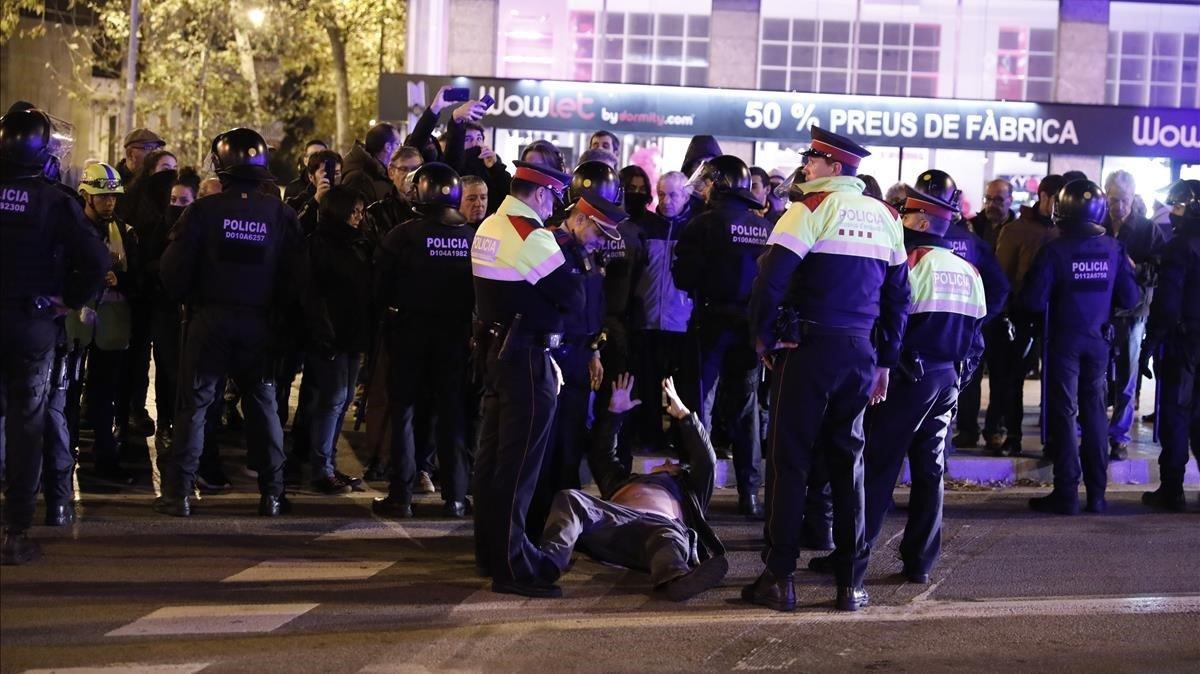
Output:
[3, 484, 1199, 673]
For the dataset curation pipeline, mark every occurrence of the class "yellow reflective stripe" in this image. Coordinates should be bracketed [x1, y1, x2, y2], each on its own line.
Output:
[515, 228, 564, 283]
[767, 205, 821, 258]
[908, 247, 986, 319]
[471, 196, 562, 284]
[770, 192, 904, 265]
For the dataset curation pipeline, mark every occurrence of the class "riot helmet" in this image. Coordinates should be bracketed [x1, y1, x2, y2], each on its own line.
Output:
[569, 160, 622, 205]
[0, 108, 52, 176]
[1054, 180, 1108, 228]
[411, 162, 466, 225]
[210, 127, 274, 182]
[1165, 178, 1200, 228]
[913, 169, 962, 210]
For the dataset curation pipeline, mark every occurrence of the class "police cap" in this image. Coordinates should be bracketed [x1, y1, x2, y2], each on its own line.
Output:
[573, 191, 626, 241]
[211, 128, 274, 182]
[802, 126, 870, 168]
[513, 160, 571, 201]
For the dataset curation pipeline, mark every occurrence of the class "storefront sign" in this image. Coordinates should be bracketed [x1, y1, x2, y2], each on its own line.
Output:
[380, 74, 1199, 159]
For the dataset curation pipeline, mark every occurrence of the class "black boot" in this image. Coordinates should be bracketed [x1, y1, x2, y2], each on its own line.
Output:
[663, 555, 729, 602]
[741, 569, 796, 612]
[1028, 489, 1079, 515]
[491, 578, 563, 598]
[154, 495, 192, 517]
[443, 500, 471, 518]
[1084, 492, 1108, 514]
[1, 529, 42, 565]
[738, 493, 764, 520]
[1142, 487, 1186, 512]
[836, 585, 870, 611]
[258, 493, 293, 517]
[372, 496, 414, 518]
[44, 503, 76, 527]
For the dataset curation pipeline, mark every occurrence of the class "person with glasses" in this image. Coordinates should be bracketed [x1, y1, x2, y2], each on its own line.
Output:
[116, 128, 165, 184]
[969, 179, 1017, 248]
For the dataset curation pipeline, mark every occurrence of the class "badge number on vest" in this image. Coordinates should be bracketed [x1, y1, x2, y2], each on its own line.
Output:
[0, 188, 30, 213]
[1071, 253, 1111, 291]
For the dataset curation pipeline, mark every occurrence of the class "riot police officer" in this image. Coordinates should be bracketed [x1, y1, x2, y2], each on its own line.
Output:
[672, 154, 770, 518]
[1140, 179, 1200, 512]
[372, 163, 476, 518]
[471, 160, 576, 598]
[156, 128, 307, 517]
[1020, 180, 1139, 515]
[1, 108, 108, 564]
[744, 127, 909, 612]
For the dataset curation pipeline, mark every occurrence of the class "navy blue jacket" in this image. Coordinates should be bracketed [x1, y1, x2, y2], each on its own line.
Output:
[1146, 220, 1200, 340]
[672, 193, 770, 314]
[943, 220, 1010, 323]
[553, 228, 605, 339]
[1019, 222, 1141, 344]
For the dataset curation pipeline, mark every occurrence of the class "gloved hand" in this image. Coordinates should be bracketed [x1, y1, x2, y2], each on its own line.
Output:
[1139, 339, 1158, 379]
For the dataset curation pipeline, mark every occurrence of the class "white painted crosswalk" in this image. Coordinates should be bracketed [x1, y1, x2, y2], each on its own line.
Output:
[221, 558, 392, 583]
[106, 603, 319, 637]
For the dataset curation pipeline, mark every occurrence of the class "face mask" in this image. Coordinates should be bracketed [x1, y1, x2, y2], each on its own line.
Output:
[1168, 213, 1196, 230]
[625, 193, 650, 213]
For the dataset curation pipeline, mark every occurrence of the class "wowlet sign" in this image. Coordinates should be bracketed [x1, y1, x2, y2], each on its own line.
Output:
[380, 74, 1199, 159]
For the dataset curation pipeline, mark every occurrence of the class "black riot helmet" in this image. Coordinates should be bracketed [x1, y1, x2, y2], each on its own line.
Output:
[697, 154, 751, 193]
[0, 108, 53, 176]
[210, 128, 274, 182]
[569, 160, 622, 205]
[1054, 180, 1108, 228]
[1165, 179, 1200, 224]
[411, 162, 466, 225]
[913, 169, 962, 210]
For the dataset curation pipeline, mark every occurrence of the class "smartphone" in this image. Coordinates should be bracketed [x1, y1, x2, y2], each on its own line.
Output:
[324, 158, 337, 184]
[479, 94, 495, 110]
[444, 87, 471, 102]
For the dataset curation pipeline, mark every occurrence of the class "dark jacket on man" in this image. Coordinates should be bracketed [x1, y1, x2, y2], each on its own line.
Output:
[340, 143, 396, 206]
[587, 409, 725, 562]
[969, 208, 1016, 249]
[1106, 213, 1169, 319]
[996, 204, 1058, 305]
[307, 216, 374, 355]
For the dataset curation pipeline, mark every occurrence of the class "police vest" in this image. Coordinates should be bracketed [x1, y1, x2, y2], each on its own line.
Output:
[907, 246, 987, 319]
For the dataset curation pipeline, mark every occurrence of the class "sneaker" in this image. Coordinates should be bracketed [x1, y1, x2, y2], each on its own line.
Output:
[311, 474, 352, 495]
[418, 471, 437, 494]
[334, 470, 365, 492]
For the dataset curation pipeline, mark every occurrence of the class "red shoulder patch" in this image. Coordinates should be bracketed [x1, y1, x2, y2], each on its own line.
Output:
[507, 215, 540, 240]
[907, 246, 935, 269]
[798, 191, 832, 212]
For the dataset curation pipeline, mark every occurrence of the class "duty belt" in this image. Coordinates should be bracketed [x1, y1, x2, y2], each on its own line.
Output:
[483, 321, 563, 349]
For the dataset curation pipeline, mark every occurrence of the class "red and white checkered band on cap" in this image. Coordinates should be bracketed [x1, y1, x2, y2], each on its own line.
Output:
[810, 140, 864, 168]
[514, 165, 568, 191]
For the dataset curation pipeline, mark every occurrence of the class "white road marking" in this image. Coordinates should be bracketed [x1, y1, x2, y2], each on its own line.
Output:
[221, 559, 392, 583]
[22, 662, 208, 666]
[106, 603, 319, 636]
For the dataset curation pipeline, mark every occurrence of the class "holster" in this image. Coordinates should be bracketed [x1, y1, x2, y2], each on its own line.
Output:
[898, 351, 926, 383]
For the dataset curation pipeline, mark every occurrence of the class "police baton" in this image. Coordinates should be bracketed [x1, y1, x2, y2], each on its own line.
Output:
[1152, 342, 1163, 444]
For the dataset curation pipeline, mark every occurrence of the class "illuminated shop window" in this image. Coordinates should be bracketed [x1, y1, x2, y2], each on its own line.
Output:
[1107, 31, 1199, 107]
[995, 27, 1056, 102]
[575, 11, 710, 86]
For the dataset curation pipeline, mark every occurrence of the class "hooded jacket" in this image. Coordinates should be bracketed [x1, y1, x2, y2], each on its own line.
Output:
[636, 202, 694, 333]
[680, 135, 722, 178]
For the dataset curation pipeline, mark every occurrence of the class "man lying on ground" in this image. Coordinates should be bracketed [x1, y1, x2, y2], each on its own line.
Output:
[539, 375, 728, 601]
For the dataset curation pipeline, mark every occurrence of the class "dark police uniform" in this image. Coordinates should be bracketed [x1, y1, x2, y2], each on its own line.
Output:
[1020, 181, 1139, 514]
[593, 218, 646, 432]
[1142, 180, 1200, 511]
[157, 128, 307, 515]
[1, 108, 109, 563]
[471, 162, 576, 596]
[745, 127, 909, 611]
[374, 164, 476, 516]
[672, 159, 771, 516]
[863, 190, 986, 581]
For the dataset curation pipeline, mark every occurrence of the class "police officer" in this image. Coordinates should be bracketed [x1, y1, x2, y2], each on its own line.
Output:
[672, 154, 770, 518]
[1020, 180, 1139, 515]
[1, 108, 108, 564]
[471, 160, 576, 598]
[1140, 179, 1200, 512]
[744, 127, 909, 612]
[156, 128, 307, 517]
[372, 163, 476, 518]
[816, 187, 986, 583]
[909, 170, 1011, 447]
[530, 186, 626, 535]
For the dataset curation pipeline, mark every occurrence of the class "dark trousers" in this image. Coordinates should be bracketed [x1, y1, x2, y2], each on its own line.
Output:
[473, 342, 558, 585]
[990, 318, 1037, 444]
[955, 323, 1003, 438]
[540, 489, 694, 586]
[305, 352, 360, 479]
[83, 346, 126, 468]
[530, 342, 594, 535]
[1, 311, 57, 531]
[274, 349, 305, 429]
[1045, 337, 1109, 496]
[388, 326, 470, 504]
[165, 308, 284, 499]
[633, 330, 688, 454]
[763, 335, 874, 587]
[43, 344, 76, 507]
[151, 306, 181, 433]
[692, 322, 761, 497]
[125, 301, 153, 417]
[864, 366, 958, 576]
[1156, 336, 1200, 491]
[593, 320, 633, 467]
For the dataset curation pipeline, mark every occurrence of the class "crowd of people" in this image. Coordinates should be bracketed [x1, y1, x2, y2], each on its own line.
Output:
[2, 87, 1198, 612]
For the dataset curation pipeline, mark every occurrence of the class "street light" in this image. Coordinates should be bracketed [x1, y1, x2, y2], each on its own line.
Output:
[247, 7, 266, 28]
